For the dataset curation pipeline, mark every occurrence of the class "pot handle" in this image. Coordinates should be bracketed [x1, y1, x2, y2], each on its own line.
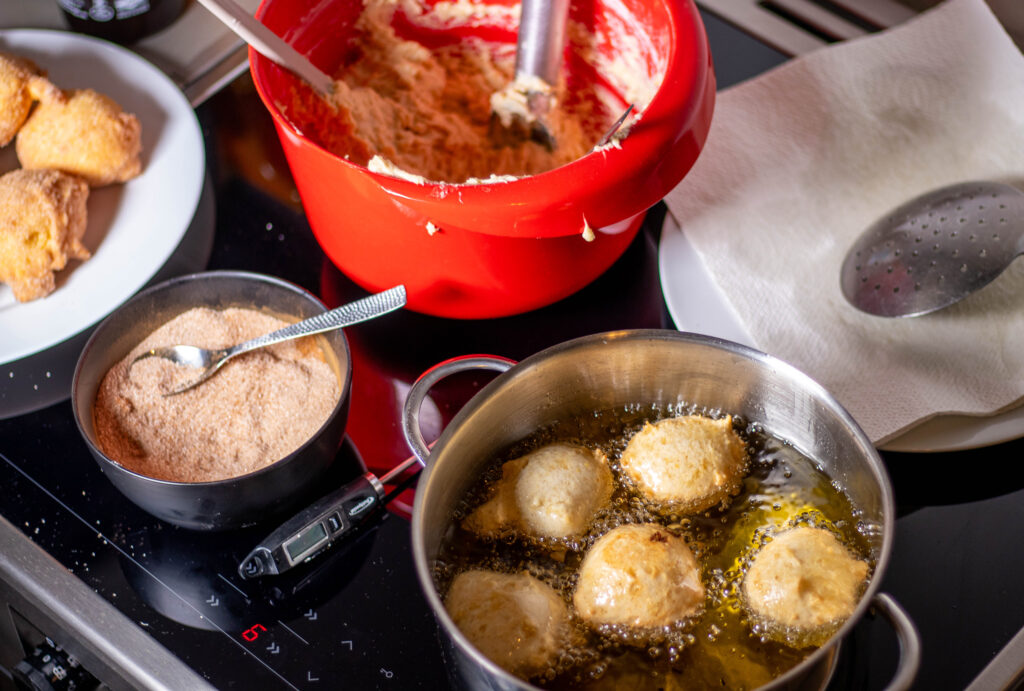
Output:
[872, 592, 921, 691]
[402, 355, 516, 467]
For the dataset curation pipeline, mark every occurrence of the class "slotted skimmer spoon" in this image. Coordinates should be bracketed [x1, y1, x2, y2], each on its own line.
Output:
[840, 181, 1024, 317]
[131, 285, 406, 396]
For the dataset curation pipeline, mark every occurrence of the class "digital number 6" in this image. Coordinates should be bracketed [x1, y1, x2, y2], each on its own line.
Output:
[242, 623, 267, 642]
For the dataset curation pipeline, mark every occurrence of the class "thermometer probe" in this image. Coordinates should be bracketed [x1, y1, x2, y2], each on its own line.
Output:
[238, 453, 423, 579]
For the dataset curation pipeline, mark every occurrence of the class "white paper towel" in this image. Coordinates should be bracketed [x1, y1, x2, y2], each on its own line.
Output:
[663, 0, 1024, 446]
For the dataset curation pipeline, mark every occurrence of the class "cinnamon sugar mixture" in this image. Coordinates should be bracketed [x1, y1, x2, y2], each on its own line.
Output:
[93, 307, 341, 483]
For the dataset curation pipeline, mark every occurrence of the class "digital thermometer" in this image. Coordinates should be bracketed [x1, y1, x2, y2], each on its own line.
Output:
[239, 453, 423, 579]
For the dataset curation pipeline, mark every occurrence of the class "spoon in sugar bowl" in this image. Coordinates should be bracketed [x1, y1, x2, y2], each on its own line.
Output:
[840, 181, 1024, 317]
[131, 285, 406, 396]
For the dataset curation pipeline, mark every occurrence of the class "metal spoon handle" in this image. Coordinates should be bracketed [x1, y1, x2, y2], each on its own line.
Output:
[515, 0, 571, 85]
[516, 0, 573, 85]
[227, 285, 406, 358]
[194, 0, 336, 100]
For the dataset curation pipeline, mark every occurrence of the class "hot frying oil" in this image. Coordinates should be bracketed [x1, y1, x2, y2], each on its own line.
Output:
[433, 404, 879, 690]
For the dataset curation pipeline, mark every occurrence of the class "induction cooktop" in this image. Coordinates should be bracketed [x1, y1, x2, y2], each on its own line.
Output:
[0, 417, 448, 689]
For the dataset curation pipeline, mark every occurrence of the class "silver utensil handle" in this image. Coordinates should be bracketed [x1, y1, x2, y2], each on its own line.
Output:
[515, 0, 571, 85]
[230, 285, 406, 357]
[194, 0, 336, 99]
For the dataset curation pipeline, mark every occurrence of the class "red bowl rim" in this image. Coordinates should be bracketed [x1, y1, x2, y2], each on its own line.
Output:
[251, 0, 714, 236]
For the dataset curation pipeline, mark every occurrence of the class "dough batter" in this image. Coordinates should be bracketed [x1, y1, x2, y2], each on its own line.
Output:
[282, 0, 617, 183]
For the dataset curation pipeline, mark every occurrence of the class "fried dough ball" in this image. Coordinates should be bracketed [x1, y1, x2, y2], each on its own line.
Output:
[573, 523, 704, 630]
[0, 53, 60, 147]
[620, 415, 747, 512]
[742, 526, 869, 640]
[463, 443, 613, 539]
[444, 569, 573, 679]
[0, 169, 89, 302]
[17, 87, 142, 186]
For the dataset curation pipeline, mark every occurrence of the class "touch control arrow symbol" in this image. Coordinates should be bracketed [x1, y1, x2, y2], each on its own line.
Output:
[307, 671, 319, 682]
[340, 640, 353, 651]
[205, 595, 219, 607]
[304, 609, 317, 621]
[266, 643, 280, 654]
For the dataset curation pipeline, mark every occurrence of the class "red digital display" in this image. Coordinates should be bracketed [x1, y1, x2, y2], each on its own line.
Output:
[241, 623, 267, 642]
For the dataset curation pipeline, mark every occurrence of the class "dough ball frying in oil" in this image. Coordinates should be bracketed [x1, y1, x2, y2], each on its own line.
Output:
[620, 414, 747, 512]
[573, 523, 704, 630]
[444, 569, 574, 679]
[463, 443, 613, 539]
[742, 526, 870, 643]
[16, 87, 142, 187]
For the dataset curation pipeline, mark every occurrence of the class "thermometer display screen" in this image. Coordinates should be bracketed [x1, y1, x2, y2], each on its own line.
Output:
[284, 522, 328, 563]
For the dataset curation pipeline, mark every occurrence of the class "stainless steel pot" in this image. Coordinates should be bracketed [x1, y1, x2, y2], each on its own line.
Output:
[402, 329, 920, 690]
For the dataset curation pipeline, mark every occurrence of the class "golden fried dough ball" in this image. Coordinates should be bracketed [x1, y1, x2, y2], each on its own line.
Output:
[17, 87, 142, 186]
[573, 523, 704, 630]
[0, 53, 60, 147]
[743, 526, 869, 638]
[463, 443, 613, 539]
[444, 569, 573, 679]
[0, 169, 89, 302]
[620, 415, 747, 512]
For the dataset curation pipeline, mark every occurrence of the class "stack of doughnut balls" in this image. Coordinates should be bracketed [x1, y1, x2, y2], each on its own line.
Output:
[0, 51, 142, 302]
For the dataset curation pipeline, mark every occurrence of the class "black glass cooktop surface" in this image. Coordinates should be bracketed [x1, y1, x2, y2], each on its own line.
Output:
[0, 422, 446, 690]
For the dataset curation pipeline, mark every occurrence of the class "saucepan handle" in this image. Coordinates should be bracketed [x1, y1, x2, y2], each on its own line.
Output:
[401, 355, 516, 467]
[872, 592, 921, 691]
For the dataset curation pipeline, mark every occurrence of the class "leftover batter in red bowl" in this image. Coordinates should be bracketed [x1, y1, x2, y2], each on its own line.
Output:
[251, 0, 714, 318]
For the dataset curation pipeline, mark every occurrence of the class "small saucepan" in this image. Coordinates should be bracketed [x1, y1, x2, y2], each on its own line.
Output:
[72, 271, 352, 531]
[401, 330, 920, 690]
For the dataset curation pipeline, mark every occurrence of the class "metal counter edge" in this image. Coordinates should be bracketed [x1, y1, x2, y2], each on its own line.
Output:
[0, 514, 215, 691]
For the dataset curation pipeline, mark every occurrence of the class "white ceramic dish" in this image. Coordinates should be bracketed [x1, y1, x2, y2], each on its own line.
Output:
[0, 29, 206, 416]
[0, 30, 204, 361]
[659, 213, 1024, 453]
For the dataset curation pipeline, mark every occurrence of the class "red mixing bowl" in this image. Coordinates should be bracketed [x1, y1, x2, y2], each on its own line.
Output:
[251, 0, 714, 318]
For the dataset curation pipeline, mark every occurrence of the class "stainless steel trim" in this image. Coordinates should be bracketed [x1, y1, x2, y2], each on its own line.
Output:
[698, 1, 830, 54]
[696, 0, 1021, 56]
[181, 44, 251, 107]
[0, 0, 260, 106]
[966, 623, 1024, 691]
[760, 0, 873, 40]
[0, 515, 214, 691]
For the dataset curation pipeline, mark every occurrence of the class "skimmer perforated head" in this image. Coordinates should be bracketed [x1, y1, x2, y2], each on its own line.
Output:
[840, 181, 1024, 317]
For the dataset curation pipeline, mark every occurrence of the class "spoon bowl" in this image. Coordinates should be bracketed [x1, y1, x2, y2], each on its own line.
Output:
[840, 181, 1024, 317]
